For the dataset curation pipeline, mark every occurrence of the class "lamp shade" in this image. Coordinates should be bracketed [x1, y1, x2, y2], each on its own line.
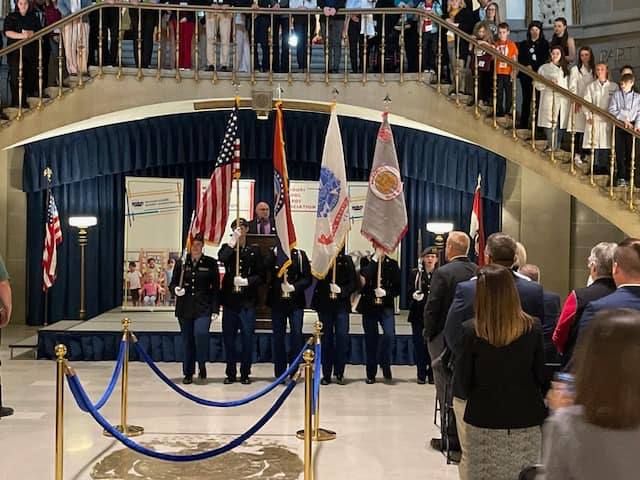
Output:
[69, 216, 98, 229]
[426, 222, 454, 235]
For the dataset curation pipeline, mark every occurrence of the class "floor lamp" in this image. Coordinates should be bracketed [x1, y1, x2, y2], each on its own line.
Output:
[69, 216, 98, 320]
[426, 222, 454, 265]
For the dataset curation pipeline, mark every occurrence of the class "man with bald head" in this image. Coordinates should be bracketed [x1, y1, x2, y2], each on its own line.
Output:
[423, 230, 477, 453]
[248, 202, 276, 235]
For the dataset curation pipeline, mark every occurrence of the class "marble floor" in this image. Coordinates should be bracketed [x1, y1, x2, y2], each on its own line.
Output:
[0, 325, 459, 480]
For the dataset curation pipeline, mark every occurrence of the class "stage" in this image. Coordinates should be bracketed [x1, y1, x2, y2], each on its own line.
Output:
[37, 309, 419, 365]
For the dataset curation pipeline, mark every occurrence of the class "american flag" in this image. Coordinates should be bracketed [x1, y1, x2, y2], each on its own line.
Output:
[191, 106, 241, 245]
[43, 192, 62, 291]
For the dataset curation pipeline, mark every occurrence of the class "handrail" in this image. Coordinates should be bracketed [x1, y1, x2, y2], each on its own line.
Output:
[1, 4, 636, 140]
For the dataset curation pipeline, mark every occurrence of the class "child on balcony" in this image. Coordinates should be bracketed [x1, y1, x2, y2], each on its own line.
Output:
[609, 74, 640, 187]
[493, 22, 517, 118]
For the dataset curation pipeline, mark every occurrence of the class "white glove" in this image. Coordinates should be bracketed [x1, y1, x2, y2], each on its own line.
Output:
[281, 282, 295, 294]
[374, 287, 387, 298]
[372, 247, 385, 262]
[412, 291, 425, 302]
[233, 276, 249, 287]
[329, 283, 341, 294]
[174, 287, 186, 297]
[229, 228, 242, 248]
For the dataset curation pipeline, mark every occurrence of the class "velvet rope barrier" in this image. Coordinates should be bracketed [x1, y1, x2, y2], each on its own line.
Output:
[66, 372, 298, 462]
[133, 340, 308, 408]
[312, 341, 321, 415]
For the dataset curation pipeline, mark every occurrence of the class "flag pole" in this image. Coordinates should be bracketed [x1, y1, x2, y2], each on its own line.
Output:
[43, 167, 53, 326]
[179, 210, 196, 290]
[234, 93, 242, 291]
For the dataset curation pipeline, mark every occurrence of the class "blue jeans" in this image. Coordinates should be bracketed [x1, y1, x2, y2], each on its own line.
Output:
[362, 308, 395, 379]
[178, 315, 211, 377]
[319, 308, 349, 379]
[271, 307, 304, 377]
[222, 307, 256, 379]
[411, 321, 431, 381]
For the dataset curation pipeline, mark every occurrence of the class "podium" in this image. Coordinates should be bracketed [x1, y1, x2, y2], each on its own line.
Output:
[246, 234, 276, 328]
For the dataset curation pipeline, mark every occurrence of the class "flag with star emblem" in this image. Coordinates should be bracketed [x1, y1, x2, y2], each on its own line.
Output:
[273, 101, 297, 277]
[311, 107, 350, 279]
[42, 191, 63, 291]
[191, 105, 241, 245]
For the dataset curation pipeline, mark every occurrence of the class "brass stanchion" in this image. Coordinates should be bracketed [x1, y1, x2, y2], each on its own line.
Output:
[610, 126, 616, 198]
[303, 349, 314, 480]
[103, 318, 144, 438]
[54, 344, 67, 480]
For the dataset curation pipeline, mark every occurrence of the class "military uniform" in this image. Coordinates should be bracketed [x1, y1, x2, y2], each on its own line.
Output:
[170, 254, 220, 379]
[408, 266, 434, 383]
[358, 255, 401, 383]
[266, 248, 312, 377]
[218, 242, 264, 383]
[311, 253, 357, 384]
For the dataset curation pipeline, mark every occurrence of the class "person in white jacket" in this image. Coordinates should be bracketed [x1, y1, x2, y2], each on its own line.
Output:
[582, 63, 618, 175]
[535, 45, 570, 152]
[568, 46, 595, 164]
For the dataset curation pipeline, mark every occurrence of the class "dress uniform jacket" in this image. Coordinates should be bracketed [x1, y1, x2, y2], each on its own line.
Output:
[218, 243, 264, 309]
[266, 248, 312, 311]
[357, 255, 401, 313]
[407, 268, 433, 325]
[170, 254, 220, 319]
[312, 253, 357, 313]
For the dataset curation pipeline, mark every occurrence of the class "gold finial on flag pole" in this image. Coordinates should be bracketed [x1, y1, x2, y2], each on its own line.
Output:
[44, 167, 53, 183]
[383, 94, 391, 112]
[331, 88, 339, 107]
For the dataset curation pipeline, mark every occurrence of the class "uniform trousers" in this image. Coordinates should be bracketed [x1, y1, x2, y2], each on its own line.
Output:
[410, 321, 430, 381]
[222, 306, 256, 379]
[178, 315, 211, 377]
[319, 308, 349, 379]
[362, 307, 395, 379]
[271, 307, 304, 377]
[205, 12, 231, 68]
[62, 19, 89, 75]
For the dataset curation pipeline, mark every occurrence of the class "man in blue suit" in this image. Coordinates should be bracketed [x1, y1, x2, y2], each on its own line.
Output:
[443, 232, 545, 477]
[580, 238, 640, 331]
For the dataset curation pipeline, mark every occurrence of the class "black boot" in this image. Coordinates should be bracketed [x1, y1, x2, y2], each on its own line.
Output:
[198, 363, 207, 380]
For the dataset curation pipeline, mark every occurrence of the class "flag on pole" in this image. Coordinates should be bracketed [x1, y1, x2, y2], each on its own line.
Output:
[191, 105, 241, 245]
[470, 174, 485, 266]
[42, 192, 62, 291]
[361, 112, 408, 253]
[273, 101, 297, 277]
[311, 107, 350, 279]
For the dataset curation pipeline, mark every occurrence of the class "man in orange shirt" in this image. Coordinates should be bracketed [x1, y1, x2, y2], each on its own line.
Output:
[494, 22, 519, 117]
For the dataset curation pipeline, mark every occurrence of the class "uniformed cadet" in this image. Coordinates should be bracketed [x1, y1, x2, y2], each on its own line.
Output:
[266, 247, 312, 379]
[358, 247, 401, 384]
[218, 218, 264, 385]
[408, 247, 439, 385]
[312, 250, 357, 385]
[170, 233, 220, 385]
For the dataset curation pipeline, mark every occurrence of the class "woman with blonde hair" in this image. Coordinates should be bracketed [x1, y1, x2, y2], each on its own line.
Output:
[457, 264, 547, 480]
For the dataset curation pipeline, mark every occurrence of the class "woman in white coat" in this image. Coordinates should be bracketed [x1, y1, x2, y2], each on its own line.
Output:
[569, 46, 595, 164]
[583, 63, 619, 174]
[535, 45, 571, 152]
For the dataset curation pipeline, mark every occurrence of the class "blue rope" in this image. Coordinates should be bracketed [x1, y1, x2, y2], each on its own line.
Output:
[134, 341, 307, 407]
[69, 340, 126, 412]
[66, 373, 297, 462]
[312, 341, 321, 415]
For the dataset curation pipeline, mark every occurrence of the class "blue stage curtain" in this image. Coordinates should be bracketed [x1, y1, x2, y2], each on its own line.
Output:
[23, 110, 505, 325]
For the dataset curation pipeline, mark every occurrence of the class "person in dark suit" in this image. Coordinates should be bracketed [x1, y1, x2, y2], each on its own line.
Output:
[170, 233, 220, 384]
[444, 232, 545, 473]
[248, 201, 277, 235]
[423, 230, 477, 452]
[358, 247, 401, 384]
[579, 238, 640, 332]
[519, 263, 561, 363]
[553, 242, 617, 367]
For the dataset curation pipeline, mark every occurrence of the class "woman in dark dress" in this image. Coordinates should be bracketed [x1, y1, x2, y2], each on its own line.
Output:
[517, 20, 549, 129]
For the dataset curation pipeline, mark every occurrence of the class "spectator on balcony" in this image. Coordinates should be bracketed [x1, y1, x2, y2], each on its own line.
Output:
[609, 74, 640, 187]
[233, 0, 252, 72]
[252, 0, 271, 73]
[517, 20, 549, 129]
[168, 0, 197, 69]
[129, 0, 157, 69]
[290, 0, 317, 71]
[32, 0, 53, 88]
[535, 45, 570, 152]
[568, 46, 595, 165]
[205, 0, 232, 72]
[480, 1, 499, 40]
[467, 21, 493, 107]
[493, 22, 517, 118]
[344, 0, 365, 73]
[471, 0, 488, 24]
[618, 65, 638, 92]
[583, 63, 619, 174]
[550, 16, 575, 64]
[4, 0, 42, 108]
[445, 0, 473, 92]
[321, 0, 346, 74]
[263, 0, 290, 73]
[57, 0, 91, 76]
[419, 0, 441, 75]
[98, 0, 119, 67]
[43, 0, 63, 87]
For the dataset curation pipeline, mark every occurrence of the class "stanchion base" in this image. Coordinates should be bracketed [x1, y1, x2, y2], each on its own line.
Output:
[295, 428, 337, 442]
[103, 424, 145, 438]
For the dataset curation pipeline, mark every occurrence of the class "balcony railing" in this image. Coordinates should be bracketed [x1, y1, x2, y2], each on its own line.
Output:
[1, 4, 640, 212]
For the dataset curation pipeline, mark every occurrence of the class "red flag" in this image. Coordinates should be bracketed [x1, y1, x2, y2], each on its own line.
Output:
[43, 192, 63, 291]
[470, 175, 485, 266]
[191, 105, 240, 245]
